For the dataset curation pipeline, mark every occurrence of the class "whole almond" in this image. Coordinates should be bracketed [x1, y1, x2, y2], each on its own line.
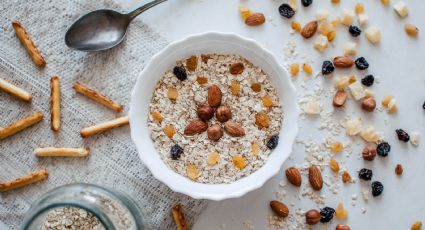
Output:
[197, 104, 214, 120]
[333, 90, 348, 107]
[216, 105, 232, 122]
[207, 124, 223, 141]
[208, 84, 222, 107]
[333, 56, 354, 68]
[184, 120, 208, 135]
[270, 200, 289, 218]
[336, 224, 351, 230]
[301, 21, 318, 39]
[308, 165, 323, 191]
[361, 97, 376, 112]
[224, 121, 245, 137]
[245, 13, 266, 26]
[285, 167, 302, 187]
[305, 209, 321, 225]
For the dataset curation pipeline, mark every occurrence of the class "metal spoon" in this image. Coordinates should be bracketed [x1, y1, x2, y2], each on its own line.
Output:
[65, 0, 167, 51]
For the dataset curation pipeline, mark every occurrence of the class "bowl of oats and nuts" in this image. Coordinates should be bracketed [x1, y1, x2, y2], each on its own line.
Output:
[129, 32, 299, 200]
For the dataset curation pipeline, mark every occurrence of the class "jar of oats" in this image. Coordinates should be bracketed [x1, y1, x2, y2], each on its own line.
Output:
[21, 183, 148, 230]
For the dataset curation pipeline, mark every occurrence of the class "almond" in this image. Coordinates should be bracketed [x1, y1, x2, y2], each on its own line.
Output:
[285, 167, 302, 187]
[224, 121, 245, 137]
[245, 13, 265, 26]
[216, 105, 232, 122]
[333, 90, 347, 107]
[308, 165, 323, 191]
[336, 224, 351, 230]
[207, 124, 223, 141]
[301, 21, 318, 39]
[208, 84, 222, 107]
[270, 200, 289, 218]
[361, 97, 376, 112]
[184, 120, 208, 135]
[305, 209, 321, 225]
[197, 104, 215, 120]
[333, 56, 354, 68]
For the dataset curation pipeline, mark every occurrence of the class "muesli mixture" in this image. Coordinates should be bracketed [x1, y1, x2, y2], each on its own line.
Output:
[148, 53, 284, 184]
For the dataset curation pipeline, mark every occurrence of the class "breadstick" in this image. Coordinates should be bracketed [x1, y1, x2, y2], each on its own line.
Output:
[11, 21, 46, 68]
[0, 169, 48, 192]
[50, 76, 61, 131]
[35, 147, 89, 157]
[0, 78, 32, 102]
[171, 204, 188, 230]
[80, 116, 129, 138]
[73, 82, 123, 112]
[0, 112, 43, 140]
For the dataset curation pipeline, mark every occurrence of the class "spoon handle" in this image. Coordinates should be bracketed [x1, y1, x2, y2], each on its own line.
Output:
[127, 0, 168, 20]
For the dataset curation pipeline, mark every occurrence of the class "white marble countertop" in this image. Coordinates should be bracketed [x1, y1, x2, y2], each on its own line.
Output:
[116, 0, 425, 229]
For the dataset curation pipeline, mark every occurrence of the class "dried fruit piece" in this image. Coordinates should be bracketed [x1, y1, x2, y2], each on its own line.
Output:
[329, 159, 339, 173]
[245, 13, 266, 26]
[290, 63, 299, 77]
[330, 141, 343, 153]
[239, 6, 252, 20]
[377, 142, 391, 157]
[224, 121, 245, 137]
[163, 124, 176, 139]
[301, 0, 313, 7]
[207, 151, 220, 166]
[317, 21, 332, 35]
[362, 97, 376, 112]
[168, 87, 178, 101]
[251, 139, 260, 156]
[365, 26, 381, 43]
[381, 0, 389, 5]
[308, 165, 323, 191]
[396, 129, 410, 142]
[393, 1, 408, 18]
[197, 104, 215, 120]
[316, 10, 329, 21]
[267, 135, 279, 149]
[196, 76, 208, 84]
[207, 124, 223, 141]
[230, 80, 241, 96]
[405, 24, 419, 36]
[251, 83, 261, 92]
[333, 90, 348, 107]
[302, 63, 313, 76]
[331, 0, 340, 4]
[335, 203, 348, 219]
[171, 204, 187, 230]
[230, 63, 245, 75]
[381, 95, 394, 107]
[186, 164, 199, 181]
[327, 30, 336, 42]
[342, 9, 355, 26]
[348, 75, 357, 84]
[359, 168, 373, 181]
[361, 74, 374, 86]
[345, 118, 362, 136]
[355, 3, 364, 14]
[150, 111, 163, 122]
[261, 95, 274, 108]
[411, 221, 423, 230]
[170, 144, 183, 160]
[362, 145, 377, 161]
[360, 126, 382, 143]
[322, 60, 335, 75]
[301, 21, 318, 39]
[291, 21, 302, 32]
[371, 181, 383, 196]
[314, 35, 328, 52]
[186, 55, 198, 71]
[285, 167, 302, 186]
[201, 54, 211, 64]
[270, 200, 289, 218]
[255, 113, 270, 128]
[208, 84, 222, 107]
[184, 120, 208, 135]
[411, 132, 420, 146]
[233, 155, 247, 169]
[355, 57, 369, 70]
[387, 98, 398, 113]
[216, 106, 232, 122]
[334, 76, 350, 89]
[395, 164, 403, 175]
[349, 25, 362, 37]
[344, 42, 357, 56]
[333, 56, 354, 68]
[320, 207, 335, 223]
[278, 4, 295, 19]
[305, 209, 321, 225]
[348, 81, 365, 100]
[330, 17, 341, 27]
[173, 66, 187, 81]
[342, 171, 351, 183]
[303, 100, 321, 115]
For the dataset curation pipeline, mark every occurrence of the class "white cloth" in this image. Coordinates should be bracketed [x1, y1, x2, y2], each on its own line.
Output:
[0, 0, 206, 229]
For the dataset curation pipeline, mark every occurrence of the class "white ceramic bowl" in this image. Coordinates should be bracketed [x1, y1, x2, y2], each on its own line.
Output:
[129, 32, 299, 201]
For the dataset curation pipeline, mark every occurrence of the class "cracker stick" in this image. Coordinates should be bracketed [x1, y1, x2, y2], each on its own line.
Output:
[73, 82, 123, 112]
[171, 204, 188, 230]
[0, 78, 32, 102]
[11, 21, 46, 68]
[80, 116, 129, 138]
[50, 76, 61, 131]
[0, 169, 48, 192]
[35, 147, 89, 157]
[0, 112, 43, 140]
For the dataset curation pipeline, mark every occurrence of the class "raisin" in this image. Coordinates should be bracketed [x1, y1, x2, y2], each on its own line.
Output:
[173, 66, 187, 81]
[278, 4, 295, 19]
[170, 144, 183, 160]
[371, 181, 384, 197]
[355, 57, 369, 70]
[376, 142, 391, 157]
[423, 101, 425, 110]
[320, 207, 335, 223]
[358, 168, 373, 181]
[349, 25, 362, 37]
[301, 0, 313, 7]
[396, 129, 410, 142]
[322, 60, 335, 75]
[361, 74, 374, 86]
[267, 135, 279, 149]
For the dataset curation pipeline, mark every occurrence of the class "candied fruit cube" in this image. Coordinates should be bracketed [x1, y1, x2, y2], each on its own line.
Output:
[233, 155, 247, 170]
[365, 26, 381, 43]
[207, 151, 220, 166]
[150, 111, 163, 122]
[251, 83, 262, 92]
[342, 9, 355, 26]
[230, 80, 240, 96]
[167, 87, 178, 101]
[334, 76, 350, 89]
[255, 113, 270, 128]
[163, 124, 176, 139]
[262, 95, 274, 108]
[186, 164, 199, 180]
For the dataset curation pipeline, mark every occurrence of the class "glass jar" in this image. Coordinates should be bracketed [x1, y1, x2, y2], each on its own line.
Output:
[21, 183, 148, 230]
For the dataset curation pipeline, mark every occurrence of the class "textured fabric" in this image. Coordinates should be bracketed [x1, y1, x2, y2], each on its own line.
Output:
[0, 0, 207, 229]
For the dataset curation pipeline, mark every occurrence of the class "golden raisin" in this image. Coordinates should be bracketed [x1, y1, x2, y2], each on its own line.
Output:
[230, 80, 241, 96]
[291, 21, 302, 32]
[331, 0, 340, 4]
[395, 164, 403, 175]
[261, 95, 274, 108]
[330, 141, 343, 153]
[163, 124, 176, 139]
[167, 87, 178, 101]
[207, 152, 220, 166]
[348, 75, 357, 84]
[186, 164, 199, 181]
[302, 63, 313, 76]
[251, 139, 260, 156]
[251, 83, 262, 92]
[239, 6, 252, 20]
[186, 55, 198, 71]
[330, 17, 341, 27]
[327, 30, 336, 42]
[318, 21, 332, 35]
[411, 221, 423, 230]
[290, 63, 299, 77]
[381, 95, 394, 107]
[355, 3, 365, 14]
[342, 171, 351, 183]
[196, 76, 208, 84]
[255, 113, 270, 128]
[150, 111, 163, 122]
[233, 155, 247, 170]
[380, 0, 389, 5]
[335, 202, 348, 219]
[329, 159, 340, 173]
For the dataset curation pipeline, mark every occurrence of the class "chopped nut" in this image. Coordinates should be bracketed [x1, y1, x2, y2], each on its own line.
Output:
[387, 98, 398, 113]
[410, 132, 420, 146]
[255, 113, 270, 128]
[342, 9, 355, 26]
[302, 63, 313, 76]
[261, 95, 274, 108]
[207, 152, 220, 166]
[330, 141, 343, 153]
[345, 118, 362, 136]
[313, 35, 328, 52]
[239, 6, 252, 20]
[318, 21, 333, 35]
[344, 42, 357, 56]
[186, 164, 199, 181]
[364, 89, 375, 98]
[411, 221, 422, 230]
[196, 76, 208, 84]
[360, 126, 383, 143]
[355, 3, 364, 14]
[361, 97, 376, 112]
[365, 26, 382, 43]
[358, 13, 369, 26]
[348, 81, 365, 100]
[150, 111, 163, 122]
[290, 63, 299, 77]
[230, 80, 240, 96]
[393, 1, 408, 18]
[163, 124, 176, 139]
[251, 139, 260, 156]
[381, 95, 394, 107]
[291, 21, 302, 32]
[251, 83, 262, 92]
[395, 164, 403, 175]
[334, 76, 350, 89]
[303, 100, 321, 115]
[329, 159, 340, 173]
[233, 155, 247, 170]
[342, 171, 352, 183]
[167, 87, 178, 101]
[335, 202, 348, 219]
[316, 10, 329, 21]
[405, 24, 419, 36]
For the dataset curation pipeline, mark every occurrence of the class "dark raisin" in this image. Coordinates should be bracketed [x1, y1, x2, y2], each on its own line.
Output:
[322, 60, 335, 75]
[358, 168, 373, 181]
[361, 74, 374, 86]
[173, 66, 187, 81]
[355, 57, 369, 70]
[423, 101, 425, 110]
[301, 0, 313, 7]
[371, 181, 384, 197]
[170, 144, 183, 160]
[267, 135, 279, 149]
[349, 25, 362, 37]
[278, 4, 295, 19]
[376, 142, 391, 157]
[320, 207, 335, 223]
[396, 129, 410, 142]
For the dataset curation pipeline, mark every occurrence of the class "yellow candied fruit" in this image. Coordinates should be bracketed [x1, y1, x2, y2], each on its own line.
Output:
[233, 155, 247, 170]
[330, 141, 343, 153]
[239, 6, 252, 20]
[329, 159, 340, 173]
[290, 63, 299, 77]
[342, 171, 351, 183]
[150, 111, 163, 122]
[186, 164, 199, 181]
[186, 55, 198, 71]
[355, 3, 365, 15]
[196, 76, 208, 85]
[291, 21, 302, 32]
[167, 87, 178, 101]
[335, 202, 348, 219]
[261, 95, 274, 108]
[163, 124, 175, 139]
[330, 17, 341, 27]
[331, 0, 340, 4]
[302, 63, 313, 76]
[230, 80, 240, 96]
[348, 75, 357, 84]
[251, 83, 262, 92]
[251, 139, 260, 156]
[327, 30, 336, 42]
[255, 113, 270, 128]
[380, 0, 389, 5]
[411, 221, 423, 230]
[207, 151, 220, 166]
[381, 95, 394, 107]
